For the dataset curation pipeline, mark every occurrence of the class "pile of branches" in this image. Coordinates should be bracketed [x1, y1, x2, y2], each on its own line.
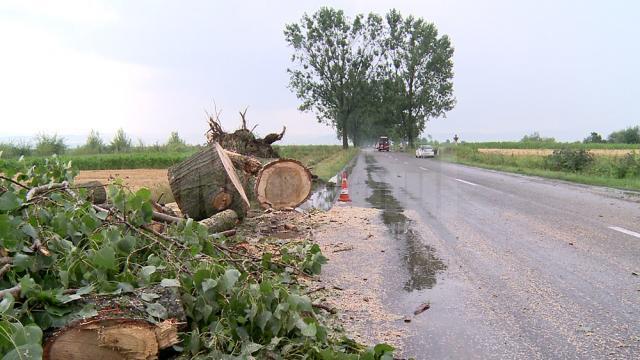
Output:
[0, 157, 394, 359]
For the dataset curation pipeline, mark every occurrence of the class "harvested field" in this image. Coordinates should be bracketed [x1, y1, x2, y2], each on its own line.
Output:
[76, 169, 171, 202]
[478, 148, 638, 157]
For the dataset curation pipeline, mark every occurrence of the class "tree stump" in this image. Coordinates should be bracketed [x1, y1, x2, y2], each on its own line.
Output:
[168, 146, 255, 220]
[255, 159, 313, 209]
[43, 285, 185, 360]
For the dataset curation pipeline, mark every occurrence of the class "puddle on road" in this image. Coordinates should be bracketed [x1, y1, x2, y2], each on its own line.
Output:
[299, 181, 340, 211]
[364, 154, 446, 291]
[299, 156, 359, 211]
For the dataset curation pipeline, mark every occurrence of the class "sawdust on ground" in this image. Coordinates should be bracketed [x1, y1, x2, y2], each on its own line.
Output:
[310, 205, 406, 350]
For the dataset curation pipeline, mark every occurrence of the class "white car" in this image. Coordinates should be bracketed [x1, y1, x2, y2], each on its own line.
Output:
[416, 145, 435, 158]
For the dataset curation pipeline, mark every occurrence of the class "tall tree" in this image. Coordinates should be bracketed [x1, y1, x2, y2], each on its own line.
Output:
[382, 10, 456, 147]
[284, 8, 384, 148]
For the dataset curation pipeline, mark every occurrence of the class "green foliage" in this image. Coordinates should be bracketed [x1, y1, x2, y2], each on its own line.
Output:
[520, 132, 555, 143]
[285, 8, 385, 148]
[166, 131, 188, 152]
[0, 152, 194, 170]
[110, 128, 132, 152]
[612, 153, 640, 178]
[0, 142, 32, 158]
[544, 149, 594, 172]
[0, 157, 392, 358]
[583, 132, 605, 144]
[381, 10, 455, 147]
[607, 126, 640, 144]
[77, 129, 106, 154]
[34, 134, 67, 156]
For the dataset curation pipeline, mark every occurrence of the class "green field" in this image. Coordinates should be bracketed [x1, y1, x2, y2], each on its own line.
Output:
[438, 145, 640, 191]
[459, 141, 640, 150]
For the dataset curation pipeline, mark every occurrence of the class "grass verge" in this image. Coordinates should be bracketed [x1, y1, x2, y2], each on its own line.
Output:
[276, 145, 359, 181]
[440, 155, 640, 192]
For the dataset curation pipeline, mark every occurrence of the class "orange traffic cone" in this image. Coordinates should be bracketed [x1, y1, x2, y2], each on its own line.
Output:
[338, 171, 351, 202]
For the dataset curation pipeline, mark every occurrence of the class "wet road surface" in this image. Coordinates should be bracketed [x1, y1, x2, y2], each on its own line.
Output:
[346, 149, 640, 359]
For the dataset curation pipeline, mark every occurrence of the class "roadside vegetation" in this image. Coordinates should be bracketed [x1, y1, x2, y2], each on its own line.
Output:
[0, 157, 393, 358]
[438, 143, 640, 191]
[1, 129, 358, 183]
[277, 145, 359, 181]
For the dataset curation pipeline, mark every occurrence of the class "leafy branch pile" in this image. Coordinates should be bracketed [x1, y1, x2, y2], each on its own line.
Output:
[0, 157, 394, 359]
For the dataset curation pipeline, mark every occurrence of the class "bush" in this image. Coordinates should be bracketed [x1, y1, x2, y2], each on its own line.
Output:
[612, 153, 640, 178]
[165, 131, 188, 152]
[0, 142, 32, 158]
[34, 134, 67, 156]
[607, 126, 640, 144]
[544, 148, 594, 172]
[521, 131, 555, 143]
[110, 128, 132, 152]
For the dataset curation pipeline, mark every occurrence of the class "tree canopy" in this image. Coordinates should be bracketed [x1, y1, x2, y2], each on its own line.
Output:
[285, 7, 455, 148]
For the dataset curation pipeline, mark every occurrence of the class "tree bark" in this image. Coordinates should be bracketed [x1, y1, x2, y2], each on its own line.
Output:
[43, 285, 185, 360]
[168, 146, 253, 220]
[198, 209, 238, 233]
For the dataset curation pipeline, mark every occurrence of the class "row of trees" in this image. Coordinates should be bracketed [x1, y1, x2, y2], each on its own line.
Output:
[584, 126, 640, 144]
[285, 8, 455, 148]
[0, 130, 193, 158]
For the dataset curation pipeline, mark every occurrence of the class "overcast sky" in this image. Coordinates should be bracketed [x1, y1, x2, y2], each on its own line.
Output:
[1, 0, 639, 145]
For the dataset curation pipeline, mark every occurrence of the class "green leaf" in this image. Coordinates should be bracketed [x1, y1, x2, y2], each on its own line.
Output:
[135, 188, 151, 201]
[95, 210, 108, 220]
[141, 292, 161, 302]
[21, 224, 37, 239]
[201, 278, 217, 293]
[0, 294, 14, 314]
[160, 278, 180, 288]
[91, 247, 116, 270]
[218, 269, 240, 291]
[241, 342, 263, 355]
[146, 303, 168, 319]
[0, 191, 21, 211]
[140, 265, 157, 281]
[2, 344, 43, 360]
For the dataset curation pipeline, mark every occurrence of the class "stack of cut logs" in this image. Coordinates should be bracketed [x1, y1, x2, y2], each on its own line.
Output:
[43, 111, 313, 359]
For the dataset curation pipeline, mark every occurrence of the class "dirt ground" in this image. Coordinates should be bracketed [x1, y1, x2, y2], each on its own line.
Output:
[309, 204, 407, 351]
[478, 148, 637, 156]
[76, 169, 171, 201]
[76, 169, 168, 189]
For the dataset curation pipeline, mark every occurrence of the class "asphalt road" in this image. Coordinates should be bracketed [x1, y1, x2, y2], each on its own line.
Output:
[346, 149, 640, 359]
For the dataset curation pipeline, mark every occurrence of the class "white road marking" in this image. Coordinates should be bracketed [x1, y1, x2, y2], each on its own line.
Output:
[608, 226, 640, 239]
[419, 167, 428, 171]
[455, 178, 479, 186]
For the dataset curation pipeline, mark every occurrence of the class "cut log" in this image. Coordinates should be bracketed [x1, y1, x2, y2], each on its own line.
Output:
[43, 285, 185, 360]
[198, 209, 238, 233]
[76, 181, 107, 204]
[168, 146, 253, 220]
[214, 142, 250, 208]
[212, 190, 233, 211]
[255, 159, 312, 209]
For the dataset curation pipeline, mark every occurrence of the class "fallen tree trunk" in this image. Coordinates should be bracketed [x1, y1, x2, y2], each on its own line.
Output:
[43, 285, 185, 360]
[168, 146, 254, 220]
[198, 209, 238, 233]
